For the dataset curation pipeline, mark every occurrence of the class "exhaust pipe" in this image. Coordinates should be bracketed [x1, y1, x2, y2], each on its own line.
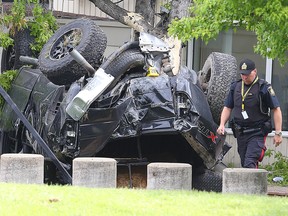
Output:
[19, 56, 39, 66]
[66, 48, 114, 121]
[68, 48, 95, 76]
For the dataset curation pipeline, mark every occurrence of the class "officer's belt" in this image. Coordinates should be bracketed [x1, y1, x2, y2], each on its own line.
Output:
[234, 123, 262, 135]
[241, 127, 262, 134]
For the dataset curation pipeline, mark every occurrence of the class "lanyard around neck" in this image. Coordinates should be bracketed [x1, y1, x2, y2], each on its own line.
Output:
[241, 76, 258, 111]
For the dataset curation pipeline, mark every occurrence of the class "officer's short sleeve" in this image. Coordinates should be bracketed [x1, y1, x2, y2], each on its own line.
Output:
[261, 83, 280, 109]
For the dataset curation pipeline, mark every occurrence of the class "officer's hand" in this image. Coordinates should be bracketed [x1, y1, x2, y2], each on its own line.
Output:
[273, 135, 282, 147]
[217, 125, 225, 135]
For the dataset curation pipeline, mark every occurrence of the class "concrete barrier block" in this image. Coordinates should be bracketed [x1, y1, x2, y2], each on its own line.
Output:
[72, 157, 117, 188]
[147, 162, 192, 190]
[222, 168, 268, 195]
[0, 153, 44, 184]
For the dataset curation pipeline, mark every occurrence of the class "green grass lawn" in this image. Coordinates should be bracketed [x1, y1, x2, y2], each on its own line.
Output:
[0, 183, 287, 216]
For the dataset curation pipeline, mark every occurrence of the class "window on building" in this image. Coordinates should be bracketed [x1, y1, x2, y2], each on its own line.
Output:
[272, 60, 288, 131]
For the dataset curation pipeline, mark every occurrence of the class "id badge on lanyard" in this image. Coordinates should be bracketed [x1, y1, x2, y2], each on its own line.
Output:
[241, 111, 248, 119]
[241, 76, 258, 120]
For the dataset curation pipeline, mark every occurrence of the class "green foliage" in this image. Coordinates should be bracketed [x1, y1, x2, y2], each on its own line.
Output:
[28, 3, 58, 52]
[162, 1, 172, 10]
[168, 0, 288, 65]
[260, 149, 288, 186]
[0, 70, 18, 109]
[0, 33, 14, 48]
[0, 0, 58, 52]
[227, 162, 236, 168]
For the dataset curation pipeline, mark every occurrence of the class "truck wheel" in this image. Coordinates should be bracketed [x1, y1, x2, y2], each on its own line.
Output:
[104, 49, 145, 93]
[192, 169, 223, 192]
[39, 18, 107, 85]
[14, 28, 38, 69]
[0, 130, 20, 154]
[0, 131, 9, 154]
[1, 28, 36, 72]
[198, 52, 237, 125]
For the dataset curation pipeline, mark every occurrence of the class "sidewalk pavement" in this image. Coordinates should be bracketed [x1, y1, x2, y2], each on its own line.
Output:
[267, 185, 288, 196]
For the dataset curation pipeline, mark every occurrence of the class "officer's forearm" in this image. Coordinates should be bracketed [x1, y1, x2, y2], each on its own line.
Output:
[219, 107, 232, 127]
[273, 107, 282, 132]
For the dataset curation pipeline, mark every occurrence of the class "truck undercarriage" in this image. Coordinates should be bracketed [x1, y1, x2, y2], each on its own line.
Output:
[0, 18, 237, 191]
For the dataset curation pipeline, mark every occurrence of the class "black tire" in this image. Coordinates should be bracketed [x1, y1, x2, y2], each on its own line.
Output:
[192, 169, 223, 192]
[1, 28, 36, 72]
[44, 159, 59, 185]
[0, 130, 9, 154]
[104, 49, 145, 93]
[39, 18, 107, 85]
[0, 130, 20, 154]
[14, 28, 37, 69]
[198, 52, 237, 125]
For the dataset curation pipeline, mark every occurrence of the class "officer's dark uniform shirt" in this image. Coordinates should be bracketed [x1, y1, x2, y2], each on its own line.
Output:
[224, 77, 280, 127]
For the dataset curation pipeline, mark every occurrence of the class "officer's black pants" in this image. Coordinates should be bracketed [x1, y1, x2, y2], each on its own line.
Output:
[237, 132, 267, 168]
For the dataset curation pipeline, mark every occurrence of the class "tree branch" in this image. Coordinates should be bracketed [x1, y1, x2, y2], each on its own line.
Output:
[89, 0, 163, 37]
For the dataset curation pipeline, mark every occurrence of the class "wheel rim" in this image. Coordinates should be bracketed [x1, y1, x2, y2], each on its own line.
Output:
[25, 111, 35, 147]
[4, 45, 16, 70]
[49, 28, 82, 60]
[7, 46, 15, 69]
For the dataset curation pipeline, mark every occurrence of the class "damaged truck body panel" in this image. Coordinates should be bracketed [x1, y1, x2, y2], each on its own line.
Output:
[1, 65, 229, 170]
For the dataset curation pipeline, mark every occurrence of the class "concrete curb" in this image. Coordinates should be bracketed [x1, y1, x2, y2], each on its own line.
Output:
[2, 154, 283, 195]
[72, 157, 117, 188]
[223, 168, 268, 195]
[0, 153, 44, 184]
[147, 162, 192, 190]
[268, 186, 288, 196]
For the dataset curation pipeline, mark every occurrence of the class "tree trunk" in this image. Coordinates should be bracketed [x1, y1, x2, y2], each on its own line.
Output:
[165, 0, 192, 74]
[169, 0, 191, 22]
[135, 0, 155, 27]
[133, 0, 156, 40]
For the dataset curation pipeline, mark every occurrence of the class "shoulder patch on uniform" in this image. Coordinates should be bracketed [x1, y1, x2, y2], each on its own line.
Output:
[268, 86, 275, 96]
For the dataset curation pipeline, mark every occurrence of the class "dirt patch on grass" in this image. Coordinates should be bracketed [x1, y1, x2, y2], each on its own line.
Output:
[117, 165, 147, 188]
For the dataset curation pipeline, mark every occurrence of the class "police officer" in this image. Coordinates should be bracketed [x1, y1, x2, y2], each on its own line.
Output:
[217, 58, 283, 168]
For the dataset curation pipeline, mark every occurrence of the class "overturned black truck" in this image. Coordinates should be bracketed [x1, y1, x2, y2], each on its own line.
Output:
[0, 18, 237, 191]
